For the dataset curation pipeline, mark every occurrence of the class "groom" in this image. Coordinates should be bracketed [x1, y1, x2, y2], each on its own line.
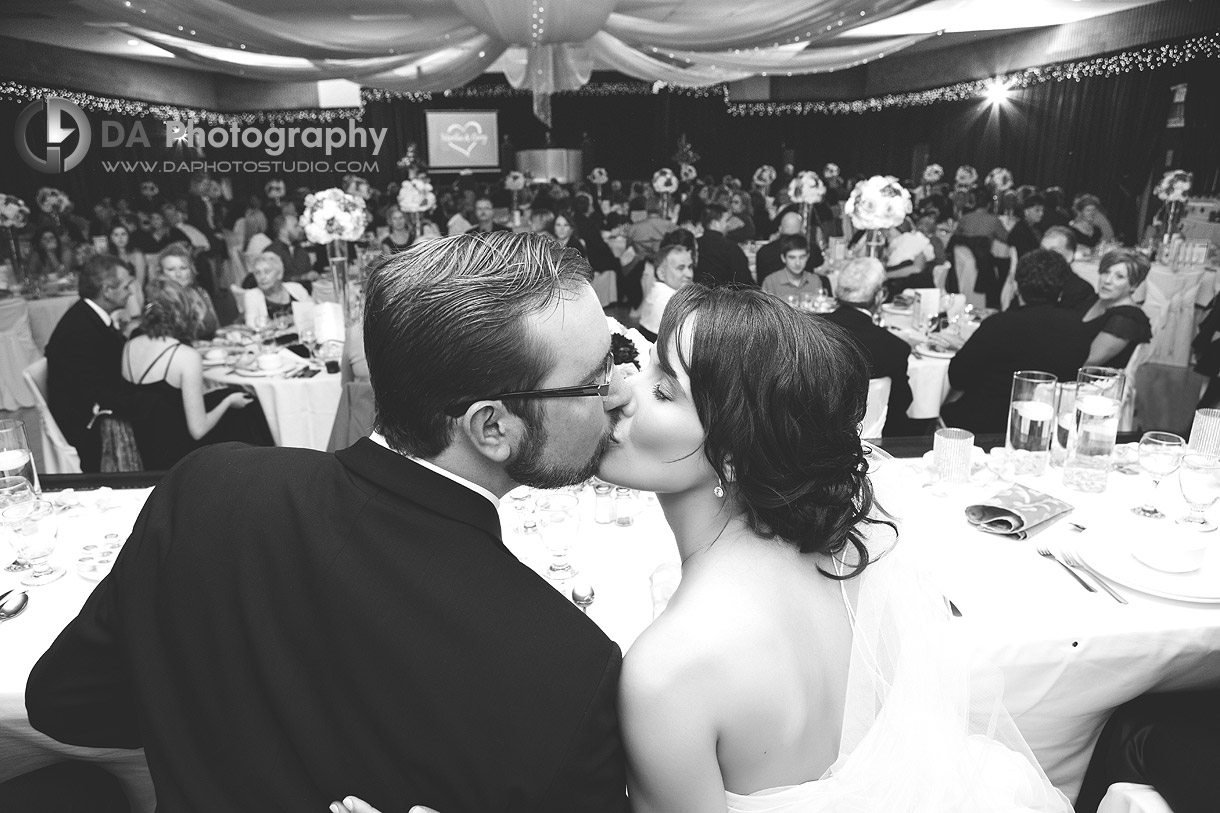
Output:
[27, 233, 633, 812]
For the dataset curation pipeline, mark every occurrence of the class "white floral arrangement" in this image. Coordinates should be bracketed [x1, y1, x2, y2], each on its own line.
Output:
[35, 187, 70, 215]
[844, 175, 912, 231]
[588, 167, 609, 185]
[954, 165, 978, 189]
[1155, 169, 1193, 202]
[300, 188, 369, 245]
[787, 171, 826, 205]
[652, 168, 679, 195]
[397, 177, 436, 213]
[680, 163, 698, 183]
[140, 180, 160, 198]
[343, 174, 372, 200]
[607, 315, 653, 375]
[504, 171, 526, 191]
[985, 167, 1014, 192]
[265, 179, 286, 200]
[201, 179, 224, 200]
[753, 165, 777, 188]
[922, 164, 944, 184]
[0, 195, 30, 229]
[822, 163, 840, 180]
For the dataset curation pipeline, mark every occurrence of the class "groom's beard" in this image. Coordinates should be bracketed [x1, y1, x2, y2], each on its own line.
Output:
[507, 415, 616, 490]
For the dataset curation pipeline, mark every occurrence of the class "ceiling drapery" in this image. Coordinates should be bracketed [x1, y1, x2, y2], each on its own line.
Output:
[77, 0, 936, 124]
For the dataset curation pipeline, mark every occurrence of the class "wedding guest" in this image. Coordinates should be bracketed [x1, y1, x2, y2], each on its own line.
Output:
[158, 246, 220, 341]
[25, 227, 74, 280]
[27, 232, 632, 813]
[1037, 226, 1096, 312]
[641, 228, 698, 299]
[120, 279, 271, 470]
[43, 254, 136, 472]
[696, 203, 753, 288]
[622, 197, 678, 307]
[528, 207, 557, 238]
[265, 214, 318, 285]
[883, 226, 935, 293]
[822, 257, 914, 436]
[724, 191, 756, 243]
[1069, 193, 1116, 249]
[572, 193, 619, 275]
[242, 251, 310, 328]
[552, 212, 587, 258]
[1041, 187, 1073, 229]
[942, 249, 1091, 433]
[380, 207, 415, 254]
[1080, 249, 1152, 367]
[760, 234, 830, 300]
[1007, 194, 1045, 258]
[107, 223, 147, 296]
[637, 244, 694, 342]
[464, 195, 510, 236]
[955, 190, 1009, 244]
[131, 208, 183, 256]
[755, 212, 823, 281]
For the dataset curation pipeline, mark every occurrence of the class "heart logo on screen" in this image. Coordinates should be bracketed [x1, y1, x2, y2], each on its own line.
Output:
[442, 122, 489, 158]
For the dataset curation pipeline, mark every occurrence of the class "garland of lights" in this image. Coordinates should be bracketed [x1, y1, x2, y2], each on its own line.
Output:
[0, 32, 1215, 123]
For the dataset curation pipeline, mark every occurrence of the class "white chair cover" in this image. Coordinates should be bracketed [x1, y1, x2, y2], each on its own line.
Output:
[0, 298, 39, 410]
[1142, 268, 1204, 368]
[1119, 341, 1154, 433]
[951, 245, 987, 311]
[21, 357, 82, 474]
[861, 376, 891, 439]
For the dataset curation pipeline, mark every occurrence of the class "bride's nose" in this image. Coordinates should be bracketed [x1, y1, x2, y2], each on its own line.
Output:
[602, 365, 636, 417]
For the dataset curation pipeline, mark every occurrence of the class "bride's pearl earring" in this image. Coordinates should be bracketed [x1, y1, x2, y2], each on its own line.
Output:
[713, 479, 725, 498]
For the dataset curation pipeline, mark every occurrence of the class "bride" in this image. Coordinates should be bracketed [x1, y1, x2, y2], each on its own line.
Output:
[334, 286, 1071, 813]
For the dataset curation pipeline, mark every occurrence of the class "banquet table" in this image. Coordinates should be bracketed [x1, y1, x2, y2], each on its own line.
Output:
[4, 451, 1220, 809]
[202, 362, 342, 451]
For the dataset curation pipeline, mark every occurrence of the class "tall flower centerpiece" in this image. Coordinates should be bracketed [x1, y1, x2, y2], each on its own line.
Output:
[504, 171, 527, 224]
[588, 167, 609, 201]
[985, 167, 1014, 214]
[0, 194, 30, 284]
[301, 188, 369, 325]
[954, 165, 978, 191]
[844, 175, 912, 260]
[397, 177, 436, 236]
[1154, 169, 1193, 258]
[917, 164, 944, 203]
[264, 179, 286, 206]
[35, 187, 70, 233]
[652, 168, 679, 221]
[788, 171, 827, 249]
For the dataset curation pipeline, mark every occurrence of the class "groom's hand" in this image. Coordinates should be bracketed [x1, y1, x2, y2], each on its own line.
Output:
[329, 799, 440, 813]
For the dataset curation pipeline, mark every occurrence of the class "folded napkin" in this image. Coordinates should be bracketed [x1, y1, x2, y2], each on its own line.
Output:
[965, 484, 1074, 540]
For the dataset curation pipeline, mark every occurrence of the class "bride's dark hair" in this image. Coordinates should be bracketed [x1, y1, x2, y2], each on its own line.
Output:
[655, 284, 893, 579]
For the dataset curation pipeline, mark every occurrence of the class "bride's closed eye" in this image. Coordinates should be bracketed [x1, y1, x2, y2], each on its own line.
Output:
[651, 382, 672, 402]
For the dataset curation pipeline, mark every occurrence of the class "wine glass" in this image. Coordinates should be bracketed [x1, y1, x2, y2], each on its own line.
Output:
[506, 485, 536, 535]
[1177, 453, 1220, 531]
[0, 476, 35, 572]
[3, 500, 62, 586]
[535, 492, 581, 581]
[1132, 431, 1186, 519]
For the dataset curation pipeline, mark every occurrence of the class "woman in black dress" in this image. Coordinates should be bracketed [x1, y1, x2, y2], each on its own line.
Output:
[1081, 249, 1152, 368]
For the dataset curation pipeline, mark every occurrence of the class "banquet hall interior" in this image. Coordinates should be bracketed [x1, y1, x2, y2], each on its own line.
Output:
[2, 0, 1220, 811]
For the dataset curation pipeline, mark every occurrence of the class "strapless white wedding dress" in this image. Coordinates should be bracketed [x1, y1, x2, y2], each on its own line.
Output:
[724, 537, 1072, 813]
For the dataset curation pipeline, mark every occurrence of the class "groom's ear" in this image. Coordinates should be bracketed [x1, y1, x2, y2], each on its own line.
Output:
[454, 402, 526, 464]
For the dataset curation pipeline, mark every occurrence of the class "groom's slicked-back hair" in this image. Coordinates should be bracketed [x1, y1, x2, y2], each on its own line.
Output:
[364, 231, 593, 458]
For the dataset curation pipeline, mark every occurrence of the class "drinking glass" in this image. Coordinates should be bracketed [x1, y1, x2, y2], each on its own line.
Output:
[933, 428, 974, 484]
[0, 419, 39, 495]
[1051, 382, 1080, 467]
[3, 500, 61, 586]
[535, 492, 581, 580]
[1132, 432, 1186, 519]
[1063, 367, 1124, 493]
[1006, 371, 1057, 476]
[0, 476, 35, 572]
[1178, 453, 1220, 531]
[1188, 409, 1220, 456]
[506, 485, 536, 535]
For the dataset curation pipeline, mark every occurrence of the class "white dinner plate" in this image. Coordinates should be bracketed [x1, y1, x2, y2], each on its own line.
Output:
[1075, 535, 1220, 603]
[201, 357, 230, 368]
[233, 363, 301, 378]
[915, 343, 955, 360]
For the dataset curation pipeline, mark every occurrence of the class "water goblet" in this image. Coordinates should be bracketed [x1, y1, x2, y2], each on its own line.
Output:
[506, 485, 536, 535]
[1131, 431, 1186, 518]
[0, 476, 35, 572]
[0, 419, 40, 495]
[3, 500, 62, 586]
[1177, 453, 1220, 531]
[535, 492, 581, 581]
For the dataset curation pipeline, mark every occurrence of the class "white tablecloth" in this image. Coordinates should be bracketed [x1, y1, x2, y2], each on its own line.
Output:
[0, 298, 40, 410]
[906, 353, 952, 420]
[203, 366, 342, 451]
[25, 296, 76, 353]
[5, 463, 1220, 808]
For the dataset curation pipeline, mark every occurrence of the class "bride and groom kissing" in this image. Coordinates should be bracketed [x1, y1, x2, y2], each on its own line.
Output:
[27, 232, 1069, 812]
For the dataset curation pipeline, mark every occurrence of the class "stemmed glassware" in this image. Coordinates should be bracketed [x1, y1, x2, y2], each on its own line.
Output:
[0, 476, 35, 571]
[3, 499, 62, 586]
[535, 492, 581, 581]
[1132, 431, 1186, 519]
[1178, 453, 1220, 531]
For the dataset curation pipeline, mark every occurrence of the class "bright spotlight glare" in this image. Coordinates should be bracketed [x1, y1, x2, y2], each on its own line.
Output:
[985, 78, 1010, 105]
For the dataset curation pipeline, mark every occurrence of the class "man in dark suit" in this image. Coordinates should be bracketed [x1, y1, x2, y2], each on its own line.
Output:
[28, 233, 633, 813]
[43, 255, 136, 473]
[696, 204, 754, 287]
[756, 211, 824, 284]
[821, 257, 914, 437]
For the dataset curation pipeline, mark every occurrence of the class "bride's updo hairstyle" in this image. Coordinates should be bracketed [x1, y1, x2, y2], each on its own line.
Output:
[655, 285, 892, 578]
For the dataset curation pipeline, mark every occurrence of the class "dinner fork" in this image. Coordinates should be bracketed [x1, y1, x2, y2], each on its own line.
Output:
[1061, 551, 1128, 605]
[1036, 547, 1096, 592]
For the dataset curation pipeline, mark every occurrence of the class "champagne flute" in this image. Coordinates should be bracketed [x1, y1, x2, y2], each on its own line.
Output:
[1132, 432, 1186, 519]
[1178, 453, 1220, 531]
[3, 499, 62, 586]
[535, 492, 581, 581]
[0, 476, 35, 572]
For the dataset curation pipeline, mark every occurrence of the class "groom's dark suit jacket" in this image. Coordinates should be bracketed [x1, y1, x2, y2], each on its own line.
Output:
[27, 440, 629, 813]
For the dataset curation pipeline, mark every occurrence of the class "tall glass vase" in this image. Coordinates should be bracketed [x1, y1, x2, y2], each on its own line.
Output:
[800, 202, 823, 251]
[864, 229, 887, 261]
[327, 239, 352, 325]
[1159, 200, 1183, 264]
[3, 227, 21, 285]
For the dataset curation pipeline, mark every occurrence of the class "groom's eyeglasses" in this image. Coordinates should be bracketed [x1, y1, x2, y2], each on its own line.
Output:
[445, 354, 615, 417]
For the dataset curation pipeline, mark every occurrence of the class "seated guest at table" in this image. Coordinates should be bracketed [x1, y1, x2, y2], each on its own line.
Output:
[464, 195, 511, 236]
[243, 251, 310, 329]
[1080, 249, 1152, 368]
[131, 208, 185, 256]
[528, 207, 556, 240]
[760, 234, 831, 300]
[642, 228, 699, 300]
[27, 232, 632, 813]
[955, 191, 1009, 244]
[552, 212, 587, 258]
[1007, 194, 1045, 259]
[755, 211, 823, 281]
[107, 223, 147, 300]
[573, 193, 621, 276]
[44, 254, 137, 473]
[265, 213, 318, 286]
[1069, 193, 1115, 249]
[883, 226, 935, 293]
[25, 226, 74, 280]
[942, 249, 1092, 433]
[637, 244, 694, 342]
[1075, 688, 1220, 813]
[696, 203, 754, 288]
[380, 207, 415, 254]
[622, 197, 678, 307]
[1041, 186, 1072, 229]
[158, 245, 220, 340]
[724, 191, 756, 243]
[1039, 225, 1096, 311]
[119, 279, 271, 470]
[822, 257, 914, 436]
